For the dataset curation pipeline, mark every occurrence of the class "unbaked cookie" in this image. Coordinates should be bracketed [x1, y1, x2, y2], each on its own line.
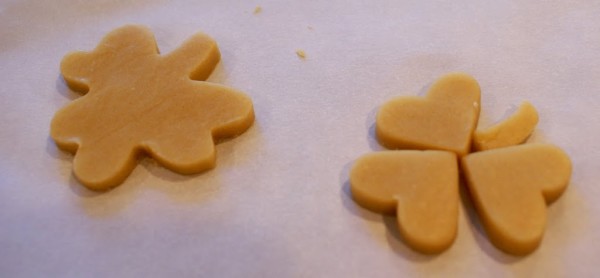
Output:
[51, 25, 254, 190]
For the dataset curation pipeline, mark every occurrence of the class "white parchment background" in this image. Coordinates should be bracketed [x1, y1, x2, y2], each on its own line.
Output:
[1, 0, 599, 277]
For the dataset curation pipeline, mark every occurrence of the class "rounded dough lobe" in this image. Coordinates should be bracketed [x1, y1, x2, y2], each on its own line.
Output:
[474, 101, 539, 151]
[376, 73, 481, 156]
[461, 144, 571, 255]
[350, 150, 459, 254]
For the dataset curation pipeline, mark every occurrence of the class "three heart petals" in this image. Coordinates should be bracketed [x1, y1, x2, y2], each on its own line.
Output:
[350, 73, 571, 255]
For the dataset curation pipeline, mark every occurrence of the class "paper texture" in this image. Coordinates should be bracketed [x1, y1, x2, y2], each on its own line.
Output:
[1, 0, 599, 277]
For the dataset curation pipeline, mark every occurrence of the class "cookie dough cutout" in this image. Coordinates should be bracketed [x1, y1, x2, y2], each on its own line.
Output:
[461, 144, 571, 255]
[474, 101, 538, 151]
[350, 150, 459, 254]
[51, 25, 254, 190]
[376, 73, 481, 156]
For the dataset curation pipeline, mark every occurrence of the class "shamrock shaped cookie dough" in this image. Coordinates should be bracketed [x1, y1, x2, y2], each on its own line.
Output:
[51, 25, 254, 190]
[350, 73, 571, 255]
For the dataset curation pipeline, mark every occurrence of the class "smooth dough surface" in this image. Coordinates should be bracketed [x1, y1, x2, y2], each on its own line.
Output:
[474, 101, 538, 151]
[350, 150, 459, 254]
[51, 25, 254, 190]
[461, 144, 571, 255]
[376, 73, 481, 156]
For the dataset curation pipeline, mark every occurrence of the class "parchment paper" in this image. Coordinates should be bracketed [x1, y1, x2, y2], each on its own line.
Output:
[1, 0, 599, 277]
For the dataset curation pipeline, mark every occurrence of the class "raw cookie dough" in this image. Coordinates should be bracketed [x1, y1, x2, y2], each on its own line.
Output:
[474, 101, 538, 151]
[51, 25, 254, 190]
[350, 150, 459, 254]
[461, 144, 571, 255]
[376, 73, 481, 156]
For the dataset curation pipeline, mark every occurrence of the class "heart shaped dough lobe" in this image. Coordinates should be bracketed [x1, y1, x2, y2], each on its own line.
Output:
[376, 73, 481, 156]
[461, 144, 571, 255]
[350, 150, 459, 253]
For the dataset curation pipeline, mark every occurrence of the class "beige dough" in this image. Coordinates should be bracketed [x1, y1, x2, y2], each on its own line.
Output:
[461, 144, 571, 255]
[376, 73, 481, 156]
[350, 150, 459, 254]
[51, 25, 254, 190]
[474, 101, 538, 151]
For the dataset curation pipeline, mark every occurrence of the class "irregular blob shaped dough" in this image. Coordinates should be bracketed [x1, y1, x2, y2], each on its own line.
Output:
[376, 73, 481, 156]
[350, 150, 459, 254]
[461, 144, 571, 255]
[474, 101, 539, 151]
[51, 25, 254, 190]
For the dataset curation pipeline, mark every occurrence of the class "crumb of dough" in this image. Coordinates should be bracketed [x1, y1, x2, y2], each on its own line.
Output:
[307, 26, 314, 30]
[296, 49, 306, 59]
[253, 6, 262, 14]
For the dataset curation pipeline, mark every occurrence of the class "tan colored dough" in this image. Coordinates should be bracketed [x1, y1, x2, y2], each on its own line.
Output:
[474, 101, 538, 151]
[350, 150, 459, 254]
[461, 144, 571, 255]
[376, 73, 481, 156]
[51, 25, 254, 190]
